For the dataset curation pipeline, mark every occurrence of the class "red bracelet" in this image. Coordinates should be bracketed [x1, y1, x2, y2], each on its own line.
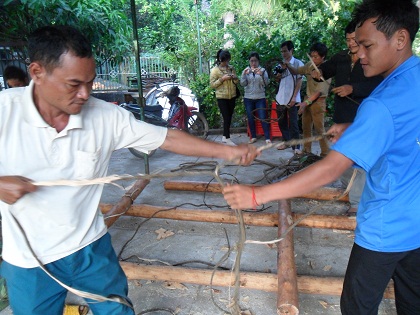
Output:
[251, 186, 260, 210]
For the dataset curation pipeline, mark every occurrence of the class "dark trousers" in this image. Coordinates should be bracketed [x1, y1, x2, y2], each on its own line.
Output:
[341, 243, 420, 315]
[217, 98, 236, 138]
[244, 98, 270, 140]
[277, 105, 300, 150]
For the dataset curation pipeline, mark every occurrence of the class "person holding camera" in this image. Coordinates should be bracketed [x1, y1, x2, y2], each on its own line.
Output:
[210, 49, 239, 146]
[240, 52, 271, 144]
[224, 1, 420, 312]
[285, 43, 331, 157]
[274, 41, 304, 154]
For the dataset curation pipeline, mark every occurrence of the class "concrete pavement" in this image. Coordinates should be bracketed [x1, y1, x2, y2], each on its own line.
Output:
[0, 133, 397, 315]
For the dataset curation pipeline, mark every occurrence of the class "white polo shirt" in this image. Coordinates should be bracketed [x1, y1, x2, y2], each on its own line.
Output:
[275, 56, 304, 105]
[0, 81, 167, 267]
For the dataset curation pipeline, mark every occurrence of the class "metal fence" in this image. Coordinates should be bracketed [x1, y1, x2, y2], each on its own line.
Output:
[93, 56, 182, 92]
[0, 44, 178, 93]
[0, 43, 29, 89]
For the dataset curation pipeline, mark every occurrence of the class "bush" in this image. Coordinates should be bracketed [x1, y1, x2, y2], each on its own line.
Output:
[189, 73, 219, 129]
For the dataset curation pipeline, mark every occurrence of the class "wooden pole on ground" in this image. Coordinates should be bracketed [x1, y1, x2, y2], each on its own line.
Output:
[100, 204, 356, 231]
[163, 181, 349, 202]
[277, 200, 299, 314]
[104, 179, 149, 228]
[120, 262, 395, 299]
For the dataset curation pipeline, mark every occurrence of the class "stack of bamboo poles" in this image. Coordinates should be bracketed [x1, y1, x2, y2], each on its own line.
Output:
[101, 179, 395, 314]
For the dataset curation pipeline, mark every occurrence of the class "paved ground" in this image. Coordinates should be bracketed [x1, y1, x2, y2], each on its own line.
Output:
[1, 133, 397, 315]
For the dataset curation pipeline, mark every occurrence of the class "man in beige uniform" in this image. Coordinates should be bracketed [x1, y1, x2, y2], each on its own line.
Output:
[286, 42, 331, 157]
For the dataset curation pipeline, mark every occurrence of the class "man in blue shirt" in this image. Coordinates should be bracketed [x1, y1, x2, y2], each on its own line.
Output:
[223, 0, 420, 313]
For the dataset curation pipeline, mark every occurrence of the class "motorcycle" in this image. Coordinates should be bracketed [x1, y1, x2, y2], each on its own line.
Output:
[120, 82, 209, 158]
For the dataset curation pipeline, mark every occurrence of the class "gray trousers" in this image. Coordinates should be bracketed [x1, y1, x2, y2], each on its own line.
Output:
[340, 168, 366, 208]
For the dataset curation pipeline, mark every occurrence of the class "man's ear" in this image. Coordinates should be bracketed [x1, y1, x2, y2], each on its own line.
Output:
[28, 62, 45, 83]
[395, 29, 409, 51]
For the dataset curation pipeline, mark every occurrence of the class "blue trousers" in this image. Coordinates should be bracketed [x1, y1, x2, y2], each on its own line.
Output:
[1, 233, 134, 315]
[244, 98, 270, 140]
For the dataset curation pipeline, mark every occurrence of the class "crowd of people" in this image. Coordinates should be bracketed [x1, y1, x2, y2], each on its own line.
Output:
[210, 24, 382, 162]
[0, 0, 419, 314]
[224, 0, 420, 314]
[209, 18, 384, 219]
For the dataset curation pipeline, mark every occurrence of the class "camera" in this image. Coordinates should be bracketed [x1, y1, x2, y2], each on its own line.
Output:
[273, 63, 286, 75]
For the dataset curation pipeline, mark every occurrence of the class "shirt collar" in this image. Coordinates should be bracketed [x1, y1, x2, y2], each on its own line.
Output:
[23, 80, 83, 131]
[382, 55, 419, 84]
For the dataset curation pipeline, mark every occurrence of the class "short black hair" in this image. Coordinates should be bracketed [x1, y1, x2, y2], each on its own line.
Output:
[281, 40, 294, 51]
[309, 43, 328, 58]
[3, 65, 27, 82]
[248, 52, 260, 61]
[345, 20, 357, 35]
[28, 25, 93, 72]
[352, 0, 419, 42]
[166, 86, 180, 98]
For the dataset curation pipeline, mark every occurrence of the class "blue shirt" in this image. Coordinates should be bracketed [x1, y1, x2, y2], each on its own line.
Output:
[333, 56, 420, 252]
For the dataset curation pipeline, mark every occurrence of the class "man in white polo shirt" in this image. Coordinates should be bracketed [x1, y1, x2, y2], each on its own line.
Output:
[0, 25, 257, 315]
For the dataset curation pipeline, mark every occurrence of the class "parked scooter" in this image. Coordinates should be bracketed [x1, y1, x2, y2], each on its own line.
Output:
[120, 83, 208, 158]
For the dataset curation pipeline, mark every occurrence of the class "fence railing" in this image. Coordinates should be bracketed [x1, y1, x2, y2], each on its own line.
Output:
[93, 56, 182, 92]
[0, 46, 178, 93]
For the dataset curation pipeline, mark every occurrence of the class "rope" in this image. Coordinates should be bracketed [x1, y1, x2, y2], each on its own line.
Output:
[10, 213, 134, 309]
[245, 168, 357, 245]
[213, 162, 245, 315]
[32, 135, 331, 188]
[17, 133, 335, 312]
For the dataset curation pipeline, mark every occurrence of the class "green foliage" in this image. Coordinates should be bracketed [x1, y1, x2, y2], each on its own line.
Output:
[0, 0, 133, 63]
[189, 73, 220, 128]
[211, 0, 365, 120]
[3, 0, 419, 125]
[133, 0, 364, 123]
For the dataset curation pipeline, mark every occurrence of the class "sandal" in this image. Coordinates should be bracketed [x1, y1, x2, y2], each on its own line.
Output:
[277, 144, 288, 150]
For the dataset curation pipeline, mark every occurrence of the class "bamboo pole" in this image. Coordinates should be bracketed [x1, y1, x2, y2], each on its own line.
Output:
[120, 262, 395, 299]
[100, 204, 356, 231]
[277, 200, 299, 314]
[163, 181, 349, 202]
[104, 179, 149, 228]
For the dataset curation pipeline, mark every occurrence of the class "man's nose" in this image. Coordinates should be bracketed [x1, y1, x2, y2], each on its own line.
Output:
[77, 84, 92, 100]
[357, 46, 365, 59]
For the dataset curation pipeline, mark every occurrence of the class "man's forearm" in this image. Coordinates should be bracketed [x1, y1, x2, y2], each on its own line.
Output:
[256, 151, 352, 204]
[160, 129, 230, 160]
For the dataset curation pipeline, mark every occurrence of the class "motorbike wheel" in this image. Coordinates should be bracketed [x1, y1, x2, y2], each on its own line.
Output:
[128, 148, 156, 159]
[187, 111, 209, 139]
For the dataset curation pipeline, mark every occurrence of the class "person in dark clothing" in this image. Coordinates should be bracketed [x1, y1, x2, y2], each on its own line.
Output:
[3, 65, 29, 88]
[224, 2, 420, 313]
[314, 21, 383, 124]
[312, 21, 383, 216]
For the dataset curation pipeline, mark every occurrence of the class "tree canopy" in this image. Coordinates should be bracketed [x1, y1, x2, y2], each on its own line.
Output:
[0, 0, 133, 63]
[2, 0, 419, 70]
[3, 0, 418, 127]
